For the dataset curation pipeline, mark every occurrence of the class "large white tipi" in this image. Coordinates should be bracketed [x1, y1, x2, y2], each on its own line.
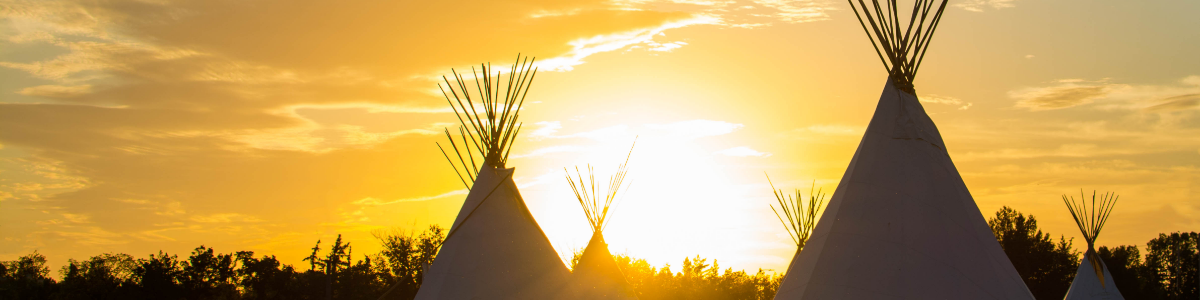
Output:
[1062, 191, 1124, 300]
[565, 143, 639, 300]
[415, 56, 572, 300]
[773, 1, 1035, 298]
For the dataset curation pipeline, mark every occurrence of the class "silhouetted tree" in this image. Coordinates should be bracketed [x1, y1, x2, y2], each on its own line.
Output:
[1097, 245, 1157, 299]
[374, 225, 444, 299]
[989, 206, 1079, 299]
[180, 246, 238, 300]
[1144, 232, 1198, 300]
[56, 253, 138, 299]
[235, 252, 298, 300]
[0, 251, 57, 300]
[610, 254, 782, 300]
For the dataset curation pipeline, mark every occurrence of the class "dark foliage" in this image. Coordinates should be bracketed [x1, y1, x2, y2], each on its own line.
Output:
[1097, 245, 1156, 299]
[615, 255, 781, 300]
[989, 206, 1080, 299]
[1144, 232, 1199, 300]
[0, 251, 56, 300]
[3, 215, 1195, 300]
[0, 226, 445, 300]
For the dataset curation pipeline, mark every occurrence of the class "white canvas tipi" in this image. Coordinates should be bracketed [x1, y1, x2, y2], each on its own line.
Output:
[564, 144, 639, 300]
[415, 56, 572, 300]
[773, 1, 1035, 299]
[1062, 191, 1124, 300]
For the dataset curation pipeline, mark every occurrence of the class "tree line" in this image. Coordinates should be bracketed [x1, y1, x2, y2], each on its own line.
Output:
[988, 206, 1197, 300]
[2, 208, 1197, 299]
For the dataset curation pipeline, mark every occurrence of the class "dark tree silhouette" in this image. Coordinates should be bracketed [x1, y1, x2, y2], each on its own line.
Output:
[181, 246, 238, 299]
[1144, 232, 1199, 300]
[0, 251, 56, 300]
[988, 206, 1079, 299]
[2, 221, 1190, 300]
[134, 251, 185, 298]
[374, 225, 444, 299]
[1097, 245, 1159, 299]
[235, 251, 299, 300]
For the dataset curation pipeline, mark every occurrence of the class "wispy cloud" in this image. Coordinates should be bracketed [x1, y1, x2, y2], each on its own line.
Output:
[1012, 79, 1115, 110]
[954, 0, 1019, 12]
[715, 146, 772, 157]
[354, 190, 469, 206]
[538, 14, 721, 71]
[921, 94, 973, 110]
[1012, 76, 1200, 111]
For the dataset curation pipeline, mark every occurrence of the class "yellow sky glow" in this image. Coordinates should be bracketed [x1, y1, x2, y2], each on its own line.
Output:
[2, 0, 1199, 275]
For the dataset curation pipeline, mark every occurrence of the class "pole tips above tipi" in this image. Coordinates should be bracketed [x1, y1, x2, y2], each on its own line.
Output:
[417, 56, 572, 300]
[566, 140, 635, 234]
[565, 140, 638, 300]
[436, 55, 538, 188]
[847, 0, 949, 94]
[772, 2, 1035, 298]
[766, 175, 825, 251]
[1061, 190, 1124, 299]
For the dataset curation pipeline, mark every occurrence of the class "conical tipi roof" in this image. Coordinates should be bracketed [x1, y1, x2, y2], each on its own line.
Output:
[773, 1, 1033, 298]
[416, 56, 572, 299]
[565, 145, 638, 300]
[573, 231, 638, 299]
[1062, 191, 1124, 300]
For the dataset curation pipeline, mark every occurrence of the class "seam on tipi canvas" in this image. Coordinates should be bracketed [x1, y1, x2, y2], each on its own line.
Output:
[443, 169, 516, 242]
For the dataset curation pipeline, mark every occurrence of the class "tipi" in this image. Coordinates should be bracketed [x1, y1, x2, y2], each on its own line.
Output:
[564, 143, 639, 300]
[415, 56, 572, 300]
[773, 0, 1035, 298]
[767, 176, 825, 257]
[1062, 191, 1124, 300]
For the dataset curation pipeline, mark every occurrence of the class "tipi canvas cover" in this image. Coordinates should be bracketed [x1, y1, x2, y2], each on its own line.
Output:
[572, 232, 638, 299]
[772, 79, 1033, 299]
[773, 1, 1033, 298]
[416, 164, 571, 299]
[416, 56, 572, 299]
[1064, 254, 1123, 300]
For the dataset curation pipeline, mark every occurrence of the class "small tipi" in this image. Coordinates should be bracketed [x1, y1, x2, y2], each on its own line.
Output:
[1062, 191, 1124, 300]
[773, 1, 1035, 298]
[766, 176, 825, 258]
[415, 56, 572, 300]
[565, 143, 638, 300]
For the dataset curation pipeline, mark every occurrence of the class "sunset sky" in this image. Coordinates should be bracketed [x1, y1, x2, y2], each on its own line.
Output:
[2, 0, 1199, 275]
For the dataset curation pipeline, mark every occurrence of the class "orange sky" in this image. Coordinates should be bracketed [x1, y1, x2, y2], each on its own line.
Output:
[2, 0, 1199, 275]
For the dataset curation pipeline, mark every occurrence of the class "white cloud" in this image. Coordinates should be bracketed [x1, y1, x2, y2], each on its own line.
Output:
[537, 15, 721, 71]
[752, 0, 834, 23]
[715, 146, 771, 157]
[529, 121, 563, 139]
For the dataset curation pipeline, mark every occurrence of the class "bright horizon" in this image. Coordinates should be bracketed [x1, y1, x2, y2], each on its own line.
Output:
[2, 0, 1199, 275]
